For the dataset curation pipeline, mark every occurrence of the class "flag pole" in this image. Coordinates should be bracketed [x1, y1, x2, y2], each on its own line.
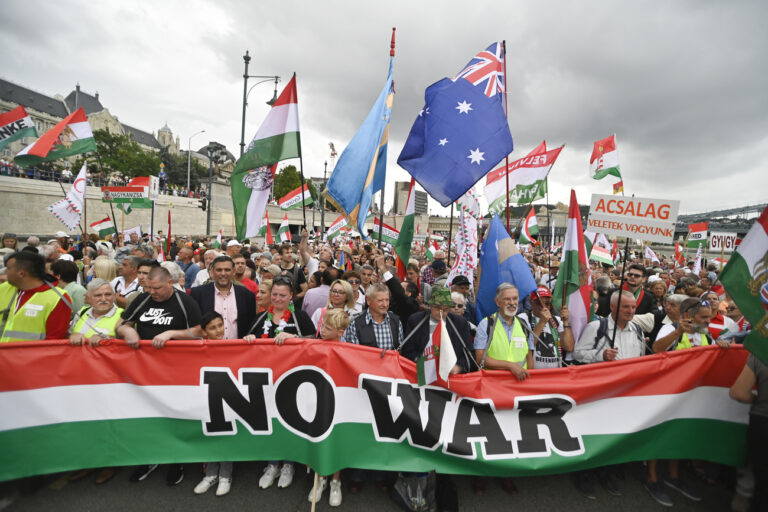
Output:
[447, 203, 454, 264]
[502, 40, 511, 232]
[545, 178, 552, 280]
[376, 28, 396, 251]
[108, 201, 119, 240]
[294, 72, 308, 231]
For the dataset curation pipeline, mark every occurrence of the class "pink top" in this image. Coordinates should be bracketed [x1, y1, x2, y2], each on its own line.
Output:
[214, 285, 239, 339]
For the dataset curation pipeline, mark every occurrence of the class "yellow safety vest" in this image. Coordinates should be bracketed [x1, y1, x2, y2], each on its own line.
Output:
[0, 282, 68, 343]
[675, 332, 710, 350]
[71, 306, 124, 338]
[486, 314, 529, 368]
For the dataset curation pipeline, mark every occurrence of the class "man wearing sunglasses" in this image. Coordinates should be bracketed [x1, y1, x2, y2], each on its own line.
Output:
[623, 264, 656, 315]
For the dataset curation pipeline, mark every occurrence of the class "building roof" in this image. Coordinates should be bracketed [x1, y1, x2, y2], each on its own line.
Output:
[159, 123, 172, 133]
[63, 85, 105, 115]
[122, 124, 161, 149]
[0, 78, 69, 118]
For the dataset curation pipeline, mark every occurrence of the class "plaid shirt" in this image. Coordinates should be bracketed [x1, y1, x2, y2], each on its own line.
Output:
[343, 310, 403, 350]
[420, 265, 435, 286]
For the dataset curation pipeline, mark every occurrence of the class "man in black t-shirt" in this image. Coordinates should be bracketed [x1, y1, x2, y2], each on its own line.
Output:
[115, 266, 203, 487]
[117, 266, 202, 348]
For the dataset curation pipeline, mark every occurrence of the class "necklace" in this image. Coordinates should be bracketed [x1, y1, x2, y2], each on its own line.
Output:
[261, 303, 295, 338]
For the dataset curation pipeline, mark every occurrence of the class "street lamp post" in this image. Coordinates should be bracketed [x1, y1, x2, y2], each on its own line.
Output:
[239, 50, 280, 158]
[187, 129, 205, 191]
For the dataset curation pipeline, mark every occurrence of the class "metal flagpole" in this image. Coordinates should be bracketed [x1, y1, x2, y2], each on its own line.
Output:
[377, 188, 385, 250]
[502, 40, 511, 232]
[608, 190, 631, 349]
[546, 179, 552, 280]
[293, 72, 308, 231]
[447, 203, 454, 263]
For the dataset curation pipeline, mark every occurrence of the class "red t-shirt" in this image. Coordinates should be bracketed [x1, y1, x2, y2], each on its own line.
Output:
[239, 278, 258, 295]
[14, 282, 72, 339]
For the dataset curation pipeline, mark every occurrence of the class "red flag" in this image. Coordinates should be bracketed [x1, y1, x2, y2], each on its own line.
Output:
[265, 211, 275, 245]
[611, 239, 619, 264]
[674, 241, 685, 267]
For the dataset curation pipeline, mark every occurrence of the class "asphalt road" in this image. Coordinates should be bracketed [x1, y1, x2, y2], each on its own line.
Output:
[1, 461, 738, 512]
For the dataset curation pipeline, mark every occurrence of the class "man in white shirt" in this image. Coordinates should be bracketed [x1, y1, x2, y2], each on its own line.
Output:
[110, 256, 140, 308]
[575, 290, 645, 363]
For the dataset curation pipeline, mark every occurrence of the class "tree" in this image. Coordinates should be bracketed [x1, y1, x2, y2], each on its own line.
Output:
[76, 129, 162, 180]
[273, 164, 318, 201]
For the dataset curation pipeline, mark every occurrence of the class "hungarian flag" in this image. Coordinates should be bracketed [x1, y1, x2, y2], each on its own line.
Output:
[552, 189, 593, 342]
[0, 106, 38, 152]
[675, 241, 685, 267]
[417, 314, 456, 386]
[326, 215, 348, 242]
[15, 107, 97, 165]
[589, 245, 613, 265]
[720, 206, 768, 363]
[278, 214, 292, 243]
[278, 183, 313, 210]
[484, 142, 563, 214]
[611, 239, 620, 264]
[692, 243, 704, 275]
[258, 212, 275, 245]
[519, 207, 539, 245]
[613, 180, 624, 195]
[426, 240, 438, 262]
[232, 73, 300, 239]
[394, 178, 416, 280]
[687, 222, 708, 249]
[213, 229, 223, 249]
[644, 245, 660, 264]
[89, 217, 116, 238]
[371, 218, 399, 246]
[589, 134, 621, 180]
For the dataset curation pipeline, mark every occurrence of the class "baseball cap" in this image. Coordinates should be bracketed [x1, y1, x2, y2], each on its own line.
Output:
[530, 285, 552, 300]
[451, 275, 470, 287]
[431, 259, 446, 271]
[227, 239, 242, 247]
[54, 231, 69, 238]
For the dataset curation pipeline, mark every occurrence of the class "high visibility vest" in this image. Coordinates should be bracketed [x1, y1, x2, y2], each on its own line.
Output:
[486, 314, 529, 368]
[71, 306, 123, 338]
[675, 332, 710, 350]
[0, 282, 67, 343]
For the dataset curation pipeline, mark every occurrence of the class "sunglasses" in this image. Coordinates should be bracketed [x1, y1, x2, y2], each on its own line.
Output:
[347, 279, 361, 284]
[726, 306, 738, 312]
[626, 273, 644, 278]
[699, 300, 711, 307]
[453, 304, 465, 309]
[273, 276, 293, 286]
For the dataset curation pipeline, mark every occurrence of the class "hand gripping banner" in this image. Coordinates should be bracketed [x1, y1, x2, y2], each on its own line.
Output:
[0, 340, 749, 482]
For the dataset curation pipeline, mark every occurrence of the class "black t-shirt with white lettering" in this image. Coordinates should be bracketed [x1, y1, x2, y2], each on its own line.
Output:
[121, 290, 202, 340]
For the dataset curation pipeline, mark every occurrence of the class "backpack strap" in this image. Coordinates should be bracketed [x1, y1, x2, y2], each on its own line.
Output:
[121, 293, 153, 324]
[479, 313, 499, 369]
[247, 310, 270, 336]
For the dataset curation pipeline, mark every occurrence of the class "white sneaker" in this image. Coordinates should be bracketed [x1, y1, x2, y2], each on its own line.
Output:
[259, 464, 280, 489]
[329, 479, 342, 507]
[307, 476, 327, 503]
[277, 463, 295, 488]
[216, 477, 231, 496]
[193, 475, 218, 495]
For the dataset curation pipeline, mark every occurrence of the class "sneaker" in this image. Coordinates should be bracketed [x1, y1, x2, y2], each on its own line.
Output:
[575, 473, 596, 500]
[601, 474, 622, 496]
[194, 475, 218, 495]
[166, 465, 184, 486]
[664, 477, 702, 502]
[278, 463, 295, 488]
[129, 464, 158, 482]
[644, 481, 673, 507]
[259, 464, 280, 489]
[216, 477, 232, 496]
[329, 479, 342, 507]
[307, 476, 327, 503]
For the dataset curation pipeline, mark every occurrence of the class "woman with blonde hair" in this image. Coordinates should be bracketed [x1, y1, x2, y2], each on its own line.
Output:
[91, 256, 118, 282]
[310, 279, 360, 334]
[257, 279, 273, 312]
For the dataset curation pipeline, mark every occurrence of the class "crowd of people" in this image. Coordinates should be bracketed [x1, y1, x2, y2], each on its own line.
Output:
[0, 226, 763, 511]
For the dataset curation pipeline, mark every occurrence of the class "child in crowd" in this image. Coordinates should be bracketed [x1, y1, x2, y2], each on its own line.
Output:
[307, 308, 351, 507]
[193, 311, 233, 497]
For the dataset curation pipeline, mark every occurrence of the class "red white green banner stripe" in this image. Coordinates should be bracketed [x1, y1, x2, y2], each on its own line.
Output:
[687, 221, 709, 248]
[720, 205, 768, 363]
[0, 341, 749, 482]
[278, 183, 313, 210]
[485, 142, 562, 212]
[89, 217, 116, 238]
[0, 105, 37, 152]
[519, 207, 539, 245]
[326, 215, 348, 241]
[278, 214, 291, 242]
[15, 107, 97, 165]
[372, 218, 399, 246]
[589, 245, 613, 265]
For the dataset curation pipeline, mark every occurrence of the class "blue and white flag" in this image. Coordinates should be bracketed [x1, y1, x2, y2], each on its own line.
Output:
[324, 57, 393, 237]
[397, 43, 513, 207]
[476, 215, 537, 322]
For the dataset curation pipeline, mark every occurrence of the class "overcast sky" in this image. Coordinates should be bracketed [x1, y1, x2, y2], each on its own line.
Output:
[2, 0, 766, 215]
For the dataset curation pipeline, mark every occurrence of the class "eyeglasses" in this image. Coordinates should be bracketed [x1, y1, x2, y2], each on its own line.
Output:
[626, 273, 644, 278]
[330, 289, 346, 295]
[453, 303, 466, 309]
[699, 300, 711, 307]
[273, 276, 293, 286]
[347, 279, 361, 284]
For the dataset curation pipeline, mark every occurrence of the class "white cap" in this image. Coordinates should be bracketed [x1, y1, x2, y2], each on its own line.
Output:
[54, 231, 69, 238]
[227, 239, 242, 247]
[58, 253, 74, 261]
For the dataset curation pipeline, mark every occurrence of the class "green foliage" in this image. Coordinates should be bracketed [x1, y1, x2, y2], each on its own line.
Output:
[273, 165, 302, 199]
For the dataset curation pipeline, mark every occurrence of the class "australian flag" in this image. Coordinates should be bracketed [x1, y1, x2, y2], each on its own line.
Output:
[397, 43, 513, 207]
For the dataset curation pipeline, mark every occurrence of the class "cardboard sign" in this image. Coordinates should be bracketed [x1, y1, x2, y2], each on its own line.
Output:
[709, 232, 738, 252]
[587, 194, 680, 244]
